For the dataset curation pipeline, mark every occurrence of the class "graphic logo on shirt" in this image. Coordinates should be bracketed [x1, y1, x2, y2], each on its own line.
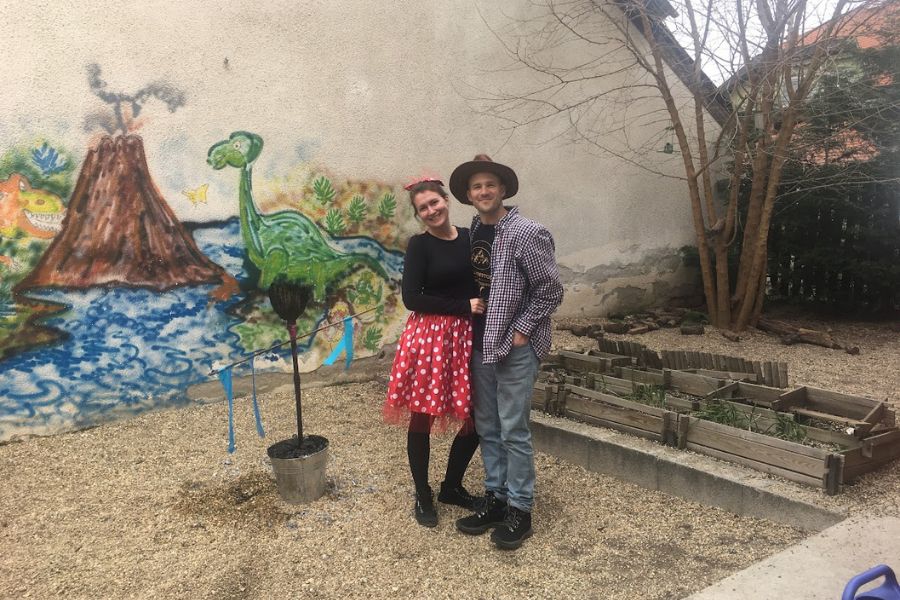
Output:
[472, 246, 490, 268]
[472, 239, 492, 299]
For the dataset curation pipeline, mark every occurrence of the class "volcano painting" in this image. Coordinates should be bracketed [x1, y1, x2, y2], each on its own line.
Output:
[16, 134, 234, 292]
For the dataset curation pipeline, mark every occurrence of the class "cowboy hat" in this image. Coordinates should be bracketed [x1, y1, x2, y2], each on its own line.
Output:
[449, 154, 518, 204]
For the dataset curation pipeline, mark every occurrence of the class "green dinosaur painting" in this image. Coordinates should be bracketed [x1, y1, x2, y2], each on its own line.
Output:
[207, 131, 404, 301]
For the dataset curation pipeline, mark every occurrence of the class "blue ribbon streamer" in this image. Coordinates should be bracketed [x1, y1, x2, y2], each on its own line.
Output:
[322, 316, 354, 369]
[218, 367, 236, 454]
[249, 355, 265, 438]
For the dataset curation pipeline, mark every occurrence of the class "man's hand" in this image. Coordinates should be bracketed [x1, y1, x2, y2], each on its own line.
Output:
[470, 298, 486, 315]
[512, 331, 530, 347]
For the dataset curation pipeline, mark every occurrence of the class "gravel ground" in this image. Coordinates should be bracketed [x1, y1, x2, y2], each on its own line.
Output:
[1, 313, 897, 599]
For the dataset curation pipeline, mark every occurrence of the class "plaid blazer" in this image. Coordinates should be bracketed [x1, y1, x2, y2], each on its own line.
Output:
[471, 206, 564, 364]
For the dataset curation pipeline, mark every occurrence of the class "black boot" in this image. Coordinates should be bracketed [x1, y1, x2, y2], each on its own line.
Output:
[440, 429, 479, 509]
[438, 482, 478, 510]
[455, 492, 506, 535]
[414, 488, 438, 528]
[490, 506, 533, 550]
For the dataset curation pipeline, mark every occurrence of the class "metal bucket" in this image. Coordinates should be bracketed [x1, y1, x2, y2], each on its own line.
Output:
[268, 438, 329, 504]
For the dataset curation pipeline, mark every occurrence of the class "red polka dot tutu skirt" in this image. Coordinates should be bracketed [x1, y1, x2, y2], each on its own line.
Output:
[384, 312, 473, 427]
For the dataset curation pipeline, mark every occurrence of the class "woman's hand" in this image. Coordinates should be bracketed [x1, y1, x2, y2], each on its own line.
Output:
[469, 298, 486, 315]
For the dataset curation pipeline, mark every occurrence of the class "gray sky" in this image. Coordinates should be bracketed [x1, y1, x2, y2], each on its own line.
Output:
[668, 0, 851, 84]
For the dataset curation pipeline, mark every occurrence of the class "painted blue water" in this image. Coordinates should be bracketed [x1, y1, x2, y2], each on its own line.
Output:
[0, 219, 401, 441]
[325, 235, 404, 280]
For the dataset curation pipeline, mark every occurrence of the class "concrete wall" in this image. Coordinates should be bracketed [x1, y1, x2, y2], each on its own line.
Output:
[0, 0, 714, 439]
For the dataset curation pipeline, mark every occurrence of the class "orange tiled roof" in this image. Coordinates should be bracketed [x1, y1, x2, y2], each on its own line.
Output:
[796, 124, 880, 165]
[798, 2, 899, 49]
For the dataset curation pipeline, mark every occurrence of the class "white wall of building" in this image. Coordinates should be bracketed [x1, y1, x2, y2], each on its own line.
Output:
[2, 0, 713, 317]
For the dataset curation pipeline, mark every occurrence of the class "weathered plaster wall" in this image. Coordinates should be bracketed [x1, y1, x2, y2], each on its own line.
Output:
[0, 0, 712, 439]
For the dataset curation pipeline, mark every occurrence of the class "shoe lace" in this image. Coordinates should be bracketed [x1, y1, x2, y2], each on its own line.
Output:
[503, 508, 522, 530]
[475, 493, 496, 517]
[458, 488, 476, 503]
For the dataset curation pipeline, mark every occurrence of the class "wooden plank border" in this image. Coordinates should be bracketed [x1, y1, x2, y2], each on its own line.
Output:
[559, 350, 631, 373]
[678, 415, 837, 492]
[563, 384, 677, 445]
[665, 369, 725, 397]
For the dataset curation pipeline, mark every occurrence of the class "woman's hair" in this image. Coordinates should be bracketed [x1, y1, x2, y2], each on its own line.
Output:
[407, 180, 449, 210]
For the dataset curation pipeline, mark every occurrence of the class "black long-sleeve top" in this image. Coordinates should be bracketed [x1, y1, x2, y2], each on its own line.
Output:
[401, 228, 477, 316]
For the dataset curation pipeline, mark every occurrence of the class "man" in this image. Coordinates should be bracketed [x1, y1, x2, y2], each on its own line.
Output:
[449, 154, 563, 550]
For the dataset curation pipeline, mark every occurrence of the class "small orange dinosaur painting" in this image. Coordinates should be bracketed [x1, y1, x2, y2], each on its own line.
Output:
[0, 173, 66, 239]
[0, 173, 66, 268]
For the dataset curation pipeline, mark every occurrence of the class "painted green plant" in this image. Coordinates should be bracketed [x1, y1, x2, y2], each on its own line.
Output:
[377, 191, 396, 219]
[347, 194, 367, 225]
[363, 326, 382, 353]
[232, 305, 320, 355]
[324, 207, 346, 236]
[346, 274, 382, 306]
[0, 237, 51, 282]
[313, 176, 336, 206]
[0, 142, 76, 200]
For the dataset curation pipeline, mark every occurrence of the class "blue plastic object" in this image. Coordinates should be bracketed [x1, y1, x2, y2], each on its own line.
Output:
[843, 565, 900, 600]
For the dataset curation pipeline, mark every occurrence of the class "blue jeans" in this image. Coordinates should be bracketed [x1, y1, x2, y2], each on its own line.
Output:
[472, 345, 540, 512]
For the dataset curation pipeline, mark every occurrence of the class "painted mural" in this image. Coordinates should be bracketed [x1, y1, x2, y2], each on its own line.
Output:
[0, 67, 416, 442]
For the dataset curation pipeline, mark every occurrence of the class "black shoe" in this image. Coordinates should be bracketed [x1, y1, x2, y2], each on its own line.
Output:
[491, 506, 533, 550]
[438, 482, 478, 510]
[455, 492, 506, 535]
[414, 489, 438, 528]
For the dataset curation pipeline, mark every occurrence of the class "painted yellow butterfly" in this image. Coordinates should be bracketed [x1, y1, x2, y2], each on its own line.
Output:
[182, 183, 209, 205]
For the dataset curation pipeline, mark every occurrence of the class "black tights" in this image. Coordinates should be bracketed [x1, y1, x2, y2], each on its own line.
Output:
[407, 413, 479, 496]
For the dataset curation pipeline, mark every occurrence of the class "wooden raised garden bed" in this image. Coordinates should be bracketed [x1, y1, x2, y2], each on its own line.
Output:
[697, 395, 862, 450]
[842, 430, 900, 481]
[776, 386, 896, 438]
[532, 351, 900, 495]
[562, 384, 676, 445]
[676, 414, 845, 495]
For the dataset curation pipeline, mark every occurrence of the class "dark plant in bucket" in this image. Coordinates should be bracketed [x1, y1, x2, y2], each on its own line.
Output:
[266, 279, 328, 460]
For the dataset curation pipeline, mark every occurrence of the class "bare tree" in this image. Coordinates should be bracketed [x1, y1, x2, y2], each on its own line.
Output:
[469, 0, 887, 331]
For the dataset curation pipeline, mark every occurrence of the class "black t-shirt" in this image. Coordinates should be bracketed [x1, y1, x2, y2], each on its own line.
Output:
[401, 228, 477, 316]
[471, 224, 495, 351]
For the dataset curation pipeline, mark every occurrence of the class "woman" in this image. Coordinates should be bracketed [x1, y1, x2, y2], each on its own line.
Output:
[384, 177, 485, 528]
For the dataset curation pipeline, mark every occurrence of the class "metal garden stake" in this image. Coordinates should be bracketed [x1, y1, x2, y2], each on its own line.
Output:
[267, 280, 313, 444]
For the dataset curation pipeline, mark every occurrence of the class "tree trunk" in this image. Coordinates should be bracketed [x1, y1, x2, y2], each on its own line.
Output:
[714, 239, 731, 327]
[734, 115, 798, 331]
